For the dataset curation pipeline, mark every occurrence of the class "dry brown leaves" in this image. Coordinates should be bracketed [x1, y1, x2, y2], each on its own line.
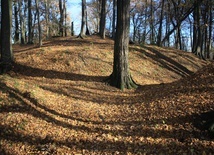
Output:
[0, 35, 213, 154]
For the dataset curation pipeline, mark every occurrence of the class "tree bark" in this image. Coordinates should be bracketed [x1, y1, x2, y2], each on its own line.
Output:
[28, 0, 33, 44]
[78, 0, 87, 38]
[45, 0, 50, 39]
[112, 0, 116, 39]
[207, 1, 213, 59]
[14, 2, 19, 43]
[157, 0, 164, 46]
[0, 0, 13, 73]
[99, 0, 106, 39]
[59, 0, 64, 37]
[64, 0, 67, 37]
[149, 0, 155, 44]
[19, 0, 26, 44]
[35, 0, 42, 47]
[192, 1, 203, 59]
[107, 0, 137, 90]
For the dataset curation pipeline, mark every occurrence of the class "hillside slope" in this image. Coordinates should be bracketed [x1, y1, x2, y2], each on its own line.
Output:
[0, 35, 213, 154]
[12, 35, 207, 85]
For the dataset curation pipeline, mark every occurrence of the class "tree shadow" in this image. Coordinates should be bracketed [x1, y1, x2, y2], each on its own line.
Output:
[130, 45, 193, 77]
[193, 111, 214, 134]
[12, 63, 107, 82]
[0, 81, 214, 154]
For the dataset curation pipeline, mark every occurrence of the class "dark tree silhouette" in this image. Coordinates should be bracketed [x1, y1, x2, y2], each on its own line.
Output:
[0, 0, 13, 74]
[99, 0, 106, 39]
[28, 0, 33, 44]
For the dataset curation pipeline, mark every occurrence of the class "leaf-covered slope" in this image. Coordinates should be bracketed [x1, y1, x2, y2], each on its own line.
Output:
[0, 36, 213, 154]
[12, 35, 207, 85]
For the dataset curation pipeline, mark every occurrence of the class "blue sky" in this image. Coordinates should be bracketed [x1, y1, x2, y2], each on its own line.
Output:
[67, 1, 82, 35]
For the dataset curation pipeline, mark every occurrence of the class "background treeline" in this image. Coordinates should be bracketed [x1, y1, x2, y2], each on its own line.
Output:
[11, 0, 69, 46]
[1, 0, 214, 59]
[87, 0, 214, 59]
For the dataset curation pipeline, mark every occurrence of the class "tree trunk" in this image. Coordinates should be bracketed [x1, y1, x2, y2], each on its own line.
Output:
[28, 0, 33, 44]
[107, 0, 137, 90]
[45, 0, 50, 39]
[64, 0, 67, 37]
[14, 2, 19, 43]
[192, 1, 204, 59]
[99, 0, 106, 39]
[142, 0, 147, 44]
[59, 0, 64, 37]
[35, 0, 42, 47]
[207, 1, 213, 59]
[0, 0, 13, 73]
[112, 0, 116, 39]
[78, 0, 87, 38]
[149, 0, 155, 44]
[19, 0, 26, 44]
[157, 0, 164, 46]
[71, 22, 74, 36]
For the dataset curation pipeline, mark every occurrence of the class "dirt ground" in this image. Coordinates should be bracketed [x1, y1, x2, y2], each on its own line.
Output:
[0, 35, 213, 154]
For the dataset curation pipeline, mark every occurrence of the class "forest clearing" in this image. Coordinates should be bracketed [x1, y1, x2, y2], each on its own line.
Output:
[0, 35, 214, 154]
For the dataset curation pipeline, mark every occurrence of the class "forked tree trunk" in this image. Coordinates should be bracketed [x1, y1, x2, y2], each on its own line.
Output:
[107, 0, 137, 90]
[0, 0, 13, 73]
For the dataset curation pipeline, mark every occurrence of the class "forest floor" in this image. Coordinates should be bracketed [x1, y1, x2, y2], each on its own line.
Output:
[0, 35, 214, 155]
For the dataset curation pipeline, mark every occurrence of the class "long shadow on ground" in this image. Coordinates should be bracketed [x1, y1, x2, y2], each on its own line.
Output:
[0, 79, 214, 154]
[130, 45, 193, 77]
[12, 63, 107, 82]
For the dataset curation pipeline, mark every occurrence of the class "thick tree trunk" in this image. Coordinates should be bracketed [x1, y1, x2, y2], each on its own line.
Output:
[107, 0, 137, 90]
[0, 0, 13, 73]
